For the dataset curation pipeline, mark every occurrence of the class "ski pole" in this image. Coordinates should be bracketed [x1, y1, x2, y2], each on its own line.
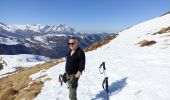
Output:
[99, 62, 109, 100]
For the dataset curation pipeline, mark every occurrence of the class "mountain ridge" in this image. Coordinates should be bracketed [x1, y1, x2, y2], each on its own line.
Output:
[0, 22, 114, 58]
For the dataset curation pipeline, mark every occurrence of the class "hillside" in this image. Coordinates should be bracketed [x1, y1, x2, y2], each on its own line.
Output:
[0, 29, 117, 100]
[30, 13, 170, 100]
[0, 12, 170, 100]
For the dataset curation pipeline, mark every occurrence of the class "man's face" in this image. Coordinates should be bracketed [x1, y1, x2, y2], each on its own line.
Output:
[68, 39, 78, 50]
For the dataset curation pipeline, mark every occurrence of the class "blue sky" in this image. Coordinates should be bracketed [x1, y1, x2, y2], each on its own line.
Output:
[1, 0, 170, 32]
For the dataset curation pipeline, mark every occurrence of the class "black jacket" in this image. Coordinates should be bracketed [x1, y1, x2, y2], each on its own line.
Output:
[65, 47, 85, 75]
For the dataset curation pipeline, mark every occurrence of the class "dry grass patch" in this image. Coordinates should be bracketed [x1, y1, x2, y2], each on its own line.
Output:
[160, 11, 170, 16]
[0, 58, 64, 100]
[14, 80, 44, 100]
[137, 39, 156, 47]
[153, 27, 170, 35]
[84, 34, 118, 52]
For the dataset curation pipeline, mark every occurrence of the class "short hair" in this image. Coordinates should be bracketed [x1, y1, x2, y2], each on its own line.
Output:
[69, 37, 77, 40]
[69, 37, 79, 44]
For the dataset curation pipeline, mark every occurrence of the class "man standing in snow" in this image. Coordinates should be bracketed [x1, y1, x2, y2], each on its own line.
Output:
[62, 37, 85, 100]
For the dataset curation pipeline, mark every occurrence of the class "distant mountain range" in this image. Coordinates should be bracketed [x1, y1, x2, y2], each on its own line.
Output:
[0, 22, 116, 58]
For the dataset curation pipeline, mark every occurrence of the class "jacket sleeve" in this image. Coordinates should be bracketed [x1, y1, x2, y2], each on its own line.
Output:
[78, 50, 85, 72]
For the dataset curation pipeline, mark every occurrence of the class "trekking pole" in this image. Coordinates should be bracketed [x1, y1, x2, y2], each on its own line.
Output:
[99, 62, 109, 100]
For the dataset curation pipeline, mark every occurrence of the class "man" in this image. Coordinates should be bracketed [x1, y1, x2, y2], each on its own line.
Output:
[63, 37, 85, 100]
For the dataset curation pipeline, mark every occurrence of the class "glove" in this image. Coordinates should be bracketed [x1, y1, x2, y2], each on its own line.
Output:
[71, 77, 79, 88]
[62, 73, 67, 83]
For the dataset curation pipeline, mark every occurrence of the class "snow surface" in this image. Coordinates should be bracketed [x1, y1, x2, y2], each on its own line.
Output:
[31, 14, 170, 100]
[0, 54, 52, 77]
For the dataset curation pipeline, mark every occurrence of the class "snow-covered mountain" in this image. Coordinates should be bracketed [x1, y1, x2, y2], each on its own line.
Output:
[0, 23, 76, 35]
[30, 12, 170, 100]
[0, 23, 112, 58]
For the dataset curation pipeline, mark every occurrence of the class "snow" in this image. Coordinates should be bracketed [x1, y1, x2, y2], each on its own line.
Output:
[0, 37, 19, 45]
[0, 23, 75, 34]
[0, 24, 16, 32]
[0, 54, 52, 77]
[31, 14, 170, 100]
[33, 34, 67, 43]
[33, 36, 47, 43]
[30, 69, 50, 82]
[44, 34, 67, 37]
[8, 24, 44, 33]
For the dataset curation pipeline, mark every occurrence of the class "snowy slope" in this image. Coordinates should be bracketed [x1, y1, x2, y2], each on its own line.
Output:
[31, 13, 170, 100]
[0, 54, 52, 77]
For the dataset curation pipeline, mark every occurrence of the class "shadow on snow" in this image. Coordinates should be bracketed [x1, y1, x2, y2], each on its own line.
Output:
[91, 77, 128, 100]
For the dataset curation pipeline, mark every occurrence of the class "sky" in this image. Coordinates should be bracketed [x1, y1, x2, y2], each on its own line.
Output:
[0, 0, 170, 32]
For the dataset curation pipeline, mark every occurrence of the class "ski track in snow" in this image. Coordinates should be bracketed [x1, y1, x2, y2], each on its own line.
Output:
[32, 14, 170, 100]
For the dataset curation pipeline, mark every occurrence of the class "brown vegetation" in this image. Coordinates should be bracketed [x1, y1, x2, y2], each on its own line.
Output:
[160, 11, 170, 16]
[137, 39, 156, 47]
[153, 27, 170, 35]
[0, 59, 64, 100]
[84, 34, 118, 52]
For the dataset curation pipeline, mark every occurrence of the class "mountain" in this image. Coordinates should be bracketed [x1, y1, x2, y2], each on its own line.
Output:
[0, 23, 114, 58]
[0, 23, 76, 37]
[26, 12, 170, 100]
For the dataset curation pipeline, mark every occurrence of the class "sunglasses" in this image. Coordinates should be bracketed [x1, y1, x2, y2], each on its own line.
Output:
[68, 42, 76, 45]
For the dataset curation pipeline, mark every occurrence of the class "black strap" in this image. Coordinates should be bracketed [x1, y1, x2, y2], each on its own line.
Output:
[59, 74, 63, 86]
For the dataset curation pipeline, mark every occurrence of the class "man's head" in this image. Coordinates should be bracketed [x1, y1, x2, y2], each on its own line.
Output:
[68, 37, 79, 50]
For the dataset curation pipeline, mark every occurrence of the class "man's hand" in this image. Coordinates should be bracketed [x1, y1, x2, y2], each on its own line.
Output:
[62, 73, 67, 83]
[75, 71, 81, 78]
